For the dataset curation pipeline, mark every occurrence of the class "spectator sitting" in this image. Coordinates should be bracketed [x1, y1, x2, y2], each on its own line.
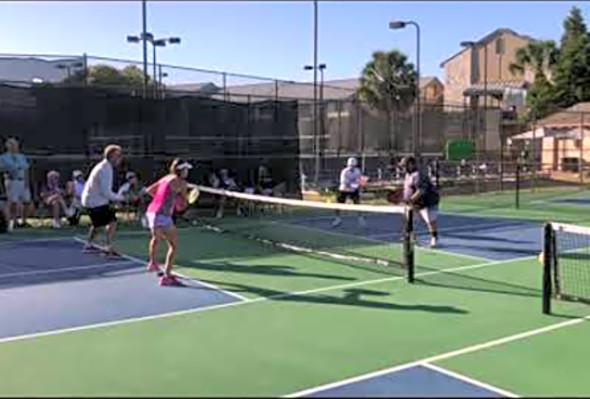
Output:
[257, 164, 274, 196]
[219, 168, 239, 191]
[65, 170, 86, 226]
[41, 170, 74, 229]
[219, 168, 247, 216]
[117, 171, 146, 223]
[207, 169, 224, 218]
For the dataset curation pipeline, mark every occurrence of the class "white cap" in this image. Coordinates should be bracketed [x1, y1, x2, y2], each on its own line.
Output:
[347, 157, 358, 168]
[72, 170, 83, 179]
[176, 161, 193, 171]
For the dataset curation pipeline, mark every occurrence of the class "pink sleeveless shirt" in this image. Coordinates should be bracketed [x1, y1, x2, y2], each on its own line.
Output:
[147, 175, 176, 216]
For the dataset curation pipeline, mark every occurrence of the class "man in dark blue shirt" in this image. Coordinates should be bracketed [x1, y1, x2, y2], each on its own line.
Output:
[400, 157, 440, 248]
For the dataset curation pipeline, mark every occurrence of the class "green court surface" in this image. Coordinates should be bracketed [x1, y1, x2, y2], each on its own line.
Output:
[1, 188, 590, 396]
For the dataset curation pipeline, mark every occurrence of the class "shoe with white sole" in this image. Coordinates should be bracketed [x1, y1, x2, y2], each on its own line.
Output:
[430, 237, 438, 248]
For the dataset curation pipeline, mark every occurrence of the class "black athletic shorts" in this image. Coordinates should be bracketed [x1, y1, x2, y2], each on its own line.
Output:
[337, 190, 360, 204]
[87, 204, 117, 228]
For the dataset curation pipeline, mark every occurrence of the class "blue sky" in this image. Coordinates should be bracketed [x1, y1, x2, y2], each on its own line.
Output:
[1, 1, 589, 85]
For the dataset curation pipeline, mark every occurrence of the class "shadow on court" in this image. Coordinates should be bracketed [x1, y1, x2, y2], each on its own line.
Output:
[191, 261, 357, 281]
[198, 279, 468, 314]
[416, 271, 541, 300]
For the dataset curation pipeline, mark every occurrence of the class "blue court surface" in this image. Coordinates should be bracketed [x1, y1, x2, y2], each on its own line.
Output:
[0, 238, 240, 339]
[304, 364, 511, 397]
[552, 197, 590, 206]
[286, 212, 542, 261]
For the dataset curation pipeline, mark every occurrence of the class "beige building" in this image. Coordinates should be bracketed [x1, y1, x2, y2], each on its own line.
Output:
[440, 28, 535, 110]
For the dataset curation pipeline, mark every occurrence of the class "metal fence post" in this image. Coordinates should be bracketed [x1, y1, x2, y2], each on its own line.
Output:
[578, 112, 584, 185]
[82, 53, 89, 86]
[531, 111, 537, 193]
[222, 72, 227, 101]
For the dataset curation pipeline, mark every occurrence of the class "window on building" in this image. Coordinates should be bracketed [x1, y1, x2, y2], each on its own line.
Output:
[496, 37, 505, 55]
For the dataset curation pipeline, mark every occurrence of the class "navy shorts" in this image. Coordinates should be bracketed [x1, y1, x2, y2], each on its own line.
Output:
[337, 190, 360, 204]
[87, 205, 117, 228]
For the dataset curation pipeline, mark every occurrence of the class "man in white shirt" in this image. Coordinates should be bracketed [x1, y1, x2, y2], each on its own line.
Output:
[81, 145, 125, 254]
[333, 157, 365, 228]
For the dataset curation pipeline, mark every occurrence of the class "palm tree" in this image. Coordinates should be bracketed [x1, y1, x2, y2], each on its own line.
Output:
[509, 40, 559, 119]
[509, 40, 559, 82]
[358, 50, 417, 155]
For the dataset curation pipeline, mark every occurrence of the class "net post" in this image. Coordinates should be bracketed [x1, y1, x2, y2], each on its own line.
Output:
[404, 207, 415, 283]
[515, 160, 520, 209]
[542, 223, 553, 315]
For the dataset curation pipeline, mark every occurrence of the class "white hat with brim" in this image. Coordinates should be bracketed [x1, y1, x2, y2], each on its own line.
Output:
[176, 162, 193, 171]
[347, 157, 358, 167]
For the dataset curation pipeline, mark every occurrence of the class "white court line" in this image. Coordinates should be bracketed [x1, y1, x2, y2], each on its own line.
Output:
[269, 219, 492, 263]
[0, 260, 137, 280]
[72, 237, 249, 302]
[285, 313, 590, 398]
[420, 363, 519, 398]
[0, 253, 535, 346]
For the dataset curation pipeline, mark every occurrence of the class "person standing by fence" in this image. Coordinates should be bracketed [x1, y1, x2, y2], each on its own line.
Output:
[0, 138, 32, 232]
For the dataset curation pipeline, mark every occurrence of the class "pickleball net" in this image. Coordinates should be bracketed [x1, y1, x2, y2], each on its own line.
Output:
[543, 222, 590, 313]
[188, 185, 415, 283]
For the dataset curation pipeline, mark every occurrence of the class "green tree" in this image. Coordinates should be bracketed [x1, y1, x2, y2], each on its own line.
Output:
[64, 64, 151, 89]
[357, 49, 417, 153]
[552, 6, 590, 107]
[509, 40, 559, 118]
[120, 65, 148, 88]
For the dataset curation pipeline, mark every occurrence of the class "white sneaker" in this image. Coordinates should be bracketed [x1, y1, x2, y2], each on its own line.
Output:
[52, 219, 61, 229]
[332, 217, 342, 227]
[430, 237, 438, 248]
[358, 216, 366, 228]
[7, 220, 14, 232]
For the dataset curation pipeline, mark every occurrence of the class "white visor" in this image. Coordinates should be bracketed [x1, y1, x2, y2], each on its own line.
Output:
[177, 162, 193, 171]
[347, 158, 358, 167]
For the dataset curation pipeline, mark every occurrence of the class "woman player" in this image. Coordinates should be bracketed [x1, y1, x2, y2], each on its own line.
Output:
[144, 158, 193, 287]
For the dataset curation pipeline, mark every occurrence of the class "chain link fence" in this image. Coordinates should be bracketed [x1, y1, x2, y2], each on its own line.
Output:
[3, 52, 590, 206]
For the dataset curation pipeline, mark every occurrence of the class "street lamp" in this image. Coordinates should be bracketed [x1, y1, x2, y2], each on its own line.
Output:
[389, 20, 421, 157]
[127, 34, 180, 98]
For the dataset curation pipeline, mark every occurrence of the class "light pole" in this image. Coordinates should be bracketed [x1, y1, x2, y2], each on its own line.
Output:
[127, 34, 180, 98]
[309, 0, 320, 183]
[389, 20, 421, 158]
[158, 66, 169, 98]
[305, 63, 327, 169]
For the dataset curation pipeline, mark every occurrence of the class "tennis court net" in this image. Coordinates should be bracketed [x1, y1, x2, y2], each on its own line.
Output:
[189, 185, 415, 283]
[543, 222, 590, 313]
